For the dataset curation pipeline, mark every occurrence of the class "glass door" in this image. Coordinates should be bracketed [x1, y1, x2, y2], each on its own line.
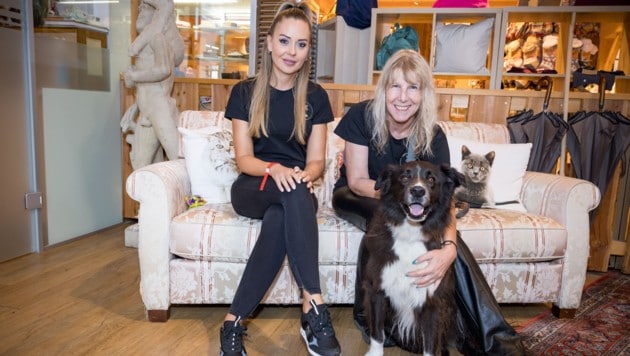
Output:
[0, 0, 41, 261]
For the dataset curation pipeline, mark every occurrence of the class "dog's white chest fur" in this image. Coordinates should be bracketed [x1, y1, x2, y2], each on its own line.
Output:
[380, 221, 438, 341]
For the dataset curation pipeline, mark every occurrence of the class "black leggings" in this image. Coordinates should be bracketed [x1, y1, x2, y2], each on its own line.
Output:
[229, 174, 321, 319]
[332, 186, 524, 355]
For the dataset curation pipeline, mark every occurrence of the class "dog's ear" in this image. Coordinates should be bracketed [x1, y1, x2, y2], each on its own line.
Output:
[441, 163, 465, 188]
[374, 164, 397, 194]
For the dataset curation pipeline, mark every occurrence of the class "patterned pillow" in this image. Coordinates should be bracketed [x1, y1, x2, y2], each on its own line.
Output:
[178, 126, 238, 204]
[315, 118, 345, 209]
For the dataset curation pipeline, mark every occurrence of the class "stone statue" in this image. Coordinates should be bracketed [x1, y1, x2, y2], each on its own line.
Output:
[121, 0, 184, 170]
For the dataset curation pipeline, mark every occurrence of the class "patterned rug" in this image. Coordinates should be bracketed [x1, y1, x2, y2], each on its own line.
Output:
[518, 271, 630, 355]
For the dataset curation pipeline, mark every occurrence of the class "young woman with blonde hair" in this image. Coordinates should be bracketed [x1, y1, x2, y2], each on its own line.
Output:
[220, 2, 341, 356]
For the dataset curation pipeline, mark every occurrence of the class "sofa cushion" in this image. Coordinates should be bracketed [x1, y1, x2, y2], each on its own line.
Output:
[170, 204, 565, 264]
[458, 208, 566, 263]
[170, 205, 364, 265]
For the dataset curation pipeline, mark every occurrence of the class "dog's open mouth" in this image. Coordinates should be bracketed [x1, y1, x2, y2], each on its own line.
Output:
[404, 203, 428, 222]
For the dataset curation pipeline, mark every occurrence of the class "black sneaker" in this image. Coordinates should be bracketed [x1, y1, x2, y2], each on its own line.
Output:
[220, 317, 247, 356]
[300, 299, 342, 356]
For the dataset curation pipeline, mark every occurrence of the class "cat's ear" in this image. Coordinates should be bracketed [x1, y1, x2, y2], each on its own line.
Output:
[485, 151, 496, 166]
[461, 145, 471, 159]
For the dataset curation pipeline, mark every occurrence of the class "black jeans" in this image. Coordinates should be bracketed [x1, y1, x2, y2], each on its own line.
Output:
[332, 186, 525, 355]
[229, 174, 320, 319]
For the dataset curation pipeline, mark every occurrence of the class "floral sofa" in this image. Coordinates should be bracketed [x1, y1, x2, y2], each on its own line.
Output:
[126, 110, 600, 322]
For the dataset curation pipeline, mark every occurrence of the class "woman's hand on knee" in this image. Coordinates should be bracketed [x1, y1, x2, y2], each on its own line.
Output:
[271, 164, 302, 192]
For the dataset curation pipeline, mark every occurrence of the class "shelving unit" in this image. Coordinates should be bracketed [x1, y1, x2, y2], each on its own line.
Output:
[497, 7, 572, 93]
[571, 7, 630, 93]
[367, 8, 502, 88]
[191, 25, 249, 79]
[171, 0, 251, 80]
[498, 6, 630, 95]
[366, 6, 630, 94]
[177, 23, 249, 79]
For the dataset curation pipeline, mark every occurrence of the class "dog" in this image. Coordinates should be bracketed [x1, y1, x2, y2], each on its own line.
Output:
[362, 160, 463, 356]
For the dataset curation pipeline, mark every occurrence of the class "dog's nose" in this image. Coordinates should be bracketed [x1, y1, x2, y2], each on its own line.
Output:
[410, 186, 425, 197]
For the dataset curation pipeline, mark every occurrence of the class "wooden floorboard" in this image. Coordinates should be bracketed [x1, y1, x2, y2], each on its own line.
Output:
[0, 222, 603, 355]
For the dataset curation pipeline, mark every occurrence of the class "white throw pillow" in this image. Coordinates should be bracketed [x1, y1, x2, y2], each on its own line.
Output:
[447, 136, 532, 212]
[434, 17, 494, 74]
[178, 126, 238, 204]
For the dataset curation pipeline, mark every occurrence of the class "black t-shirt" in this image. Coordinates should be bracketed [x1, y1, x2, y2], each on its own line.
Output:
[225, 79, 333, 169]
[334, 100, 450, 190]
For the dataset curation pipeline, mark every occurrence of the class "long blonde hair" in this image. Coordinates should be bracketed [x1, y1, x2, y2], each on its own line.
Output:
[368, 49, 438, 157]
[248, 1, 312, 145]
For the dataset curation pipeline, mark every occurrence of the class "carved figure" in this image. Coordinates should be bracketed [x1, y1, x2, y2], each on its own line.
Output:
[121, 0, 184, 169]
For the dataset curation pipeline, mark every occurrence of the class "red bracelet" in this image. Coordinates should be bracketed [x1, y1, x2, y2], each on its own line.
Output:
[259, 162, 279, 191]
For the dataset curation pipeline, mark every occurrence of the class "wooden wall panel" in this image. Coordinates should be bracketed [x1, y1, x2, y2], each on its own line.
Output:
[468, 95, 511, 124]
[589, 163, 623, 271]
[436, 95, 453, 121]
[210, 84, 236, 111]
[325, 89, 345, 117]
[172, 82, 199, 111]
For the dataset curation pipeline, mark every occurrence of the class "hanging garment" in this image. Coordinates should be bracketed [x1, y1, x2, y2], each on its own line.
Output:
[507, 77, 568, 173]
[566, 110, 630, 199]
[507, 109, 568, 173]
[336, 0, 377, 29]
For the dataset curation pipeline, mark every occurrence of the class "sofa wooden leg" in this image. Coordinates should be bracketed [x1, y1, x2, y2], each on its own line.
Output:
[551, 305, 576, 319]
[147, 309, 170, 322]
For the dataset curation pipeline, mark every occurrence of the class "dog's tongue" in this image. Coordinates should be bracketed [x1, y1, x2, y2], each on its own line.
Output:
[410, 204, 424, 216]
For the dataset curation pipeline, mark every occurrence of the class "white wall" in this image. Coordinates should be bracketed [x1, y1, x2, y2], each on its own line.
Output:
[40, 1, 130, 245]
[42, 88, 122, 244]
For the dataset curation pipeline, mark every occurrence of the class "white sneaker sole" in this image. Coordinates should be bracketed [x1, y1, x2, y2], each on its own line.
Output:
[300, 327, 341, 356]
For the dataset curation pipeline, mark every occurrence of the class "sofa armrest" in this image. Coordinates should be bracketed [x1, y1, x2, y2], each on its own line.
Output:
[520, 171, 601, 309]
[125, 159, 190, 311]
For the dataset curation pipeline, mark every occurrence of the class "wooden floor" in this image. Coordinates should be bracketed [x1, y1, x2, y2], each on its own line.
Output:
[0, 222, 604, 356]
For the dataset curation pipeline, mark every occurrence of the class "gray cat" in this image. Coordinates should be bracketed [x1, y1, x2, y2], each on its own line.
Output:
[454, 145, 495, 209]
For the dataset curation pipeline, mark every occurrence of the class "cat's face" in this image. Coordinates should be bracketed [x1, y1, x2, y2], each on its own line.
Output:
[203, 131, 238, 184]
[460, 145, 495, 183]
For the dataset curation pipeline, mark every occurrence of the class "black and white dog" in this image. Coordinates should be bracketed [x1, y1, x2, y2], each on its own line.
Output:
[362, 161, 463, 356]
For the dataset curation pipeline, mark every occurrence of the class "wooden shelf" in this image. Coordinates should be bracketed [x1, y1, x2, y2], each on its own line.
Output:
[368, 8, 503, 88]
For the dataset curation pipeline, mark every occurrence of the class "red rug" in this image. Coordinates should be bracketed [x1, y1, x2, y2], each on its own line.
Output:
[517, 271, 630, 355]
